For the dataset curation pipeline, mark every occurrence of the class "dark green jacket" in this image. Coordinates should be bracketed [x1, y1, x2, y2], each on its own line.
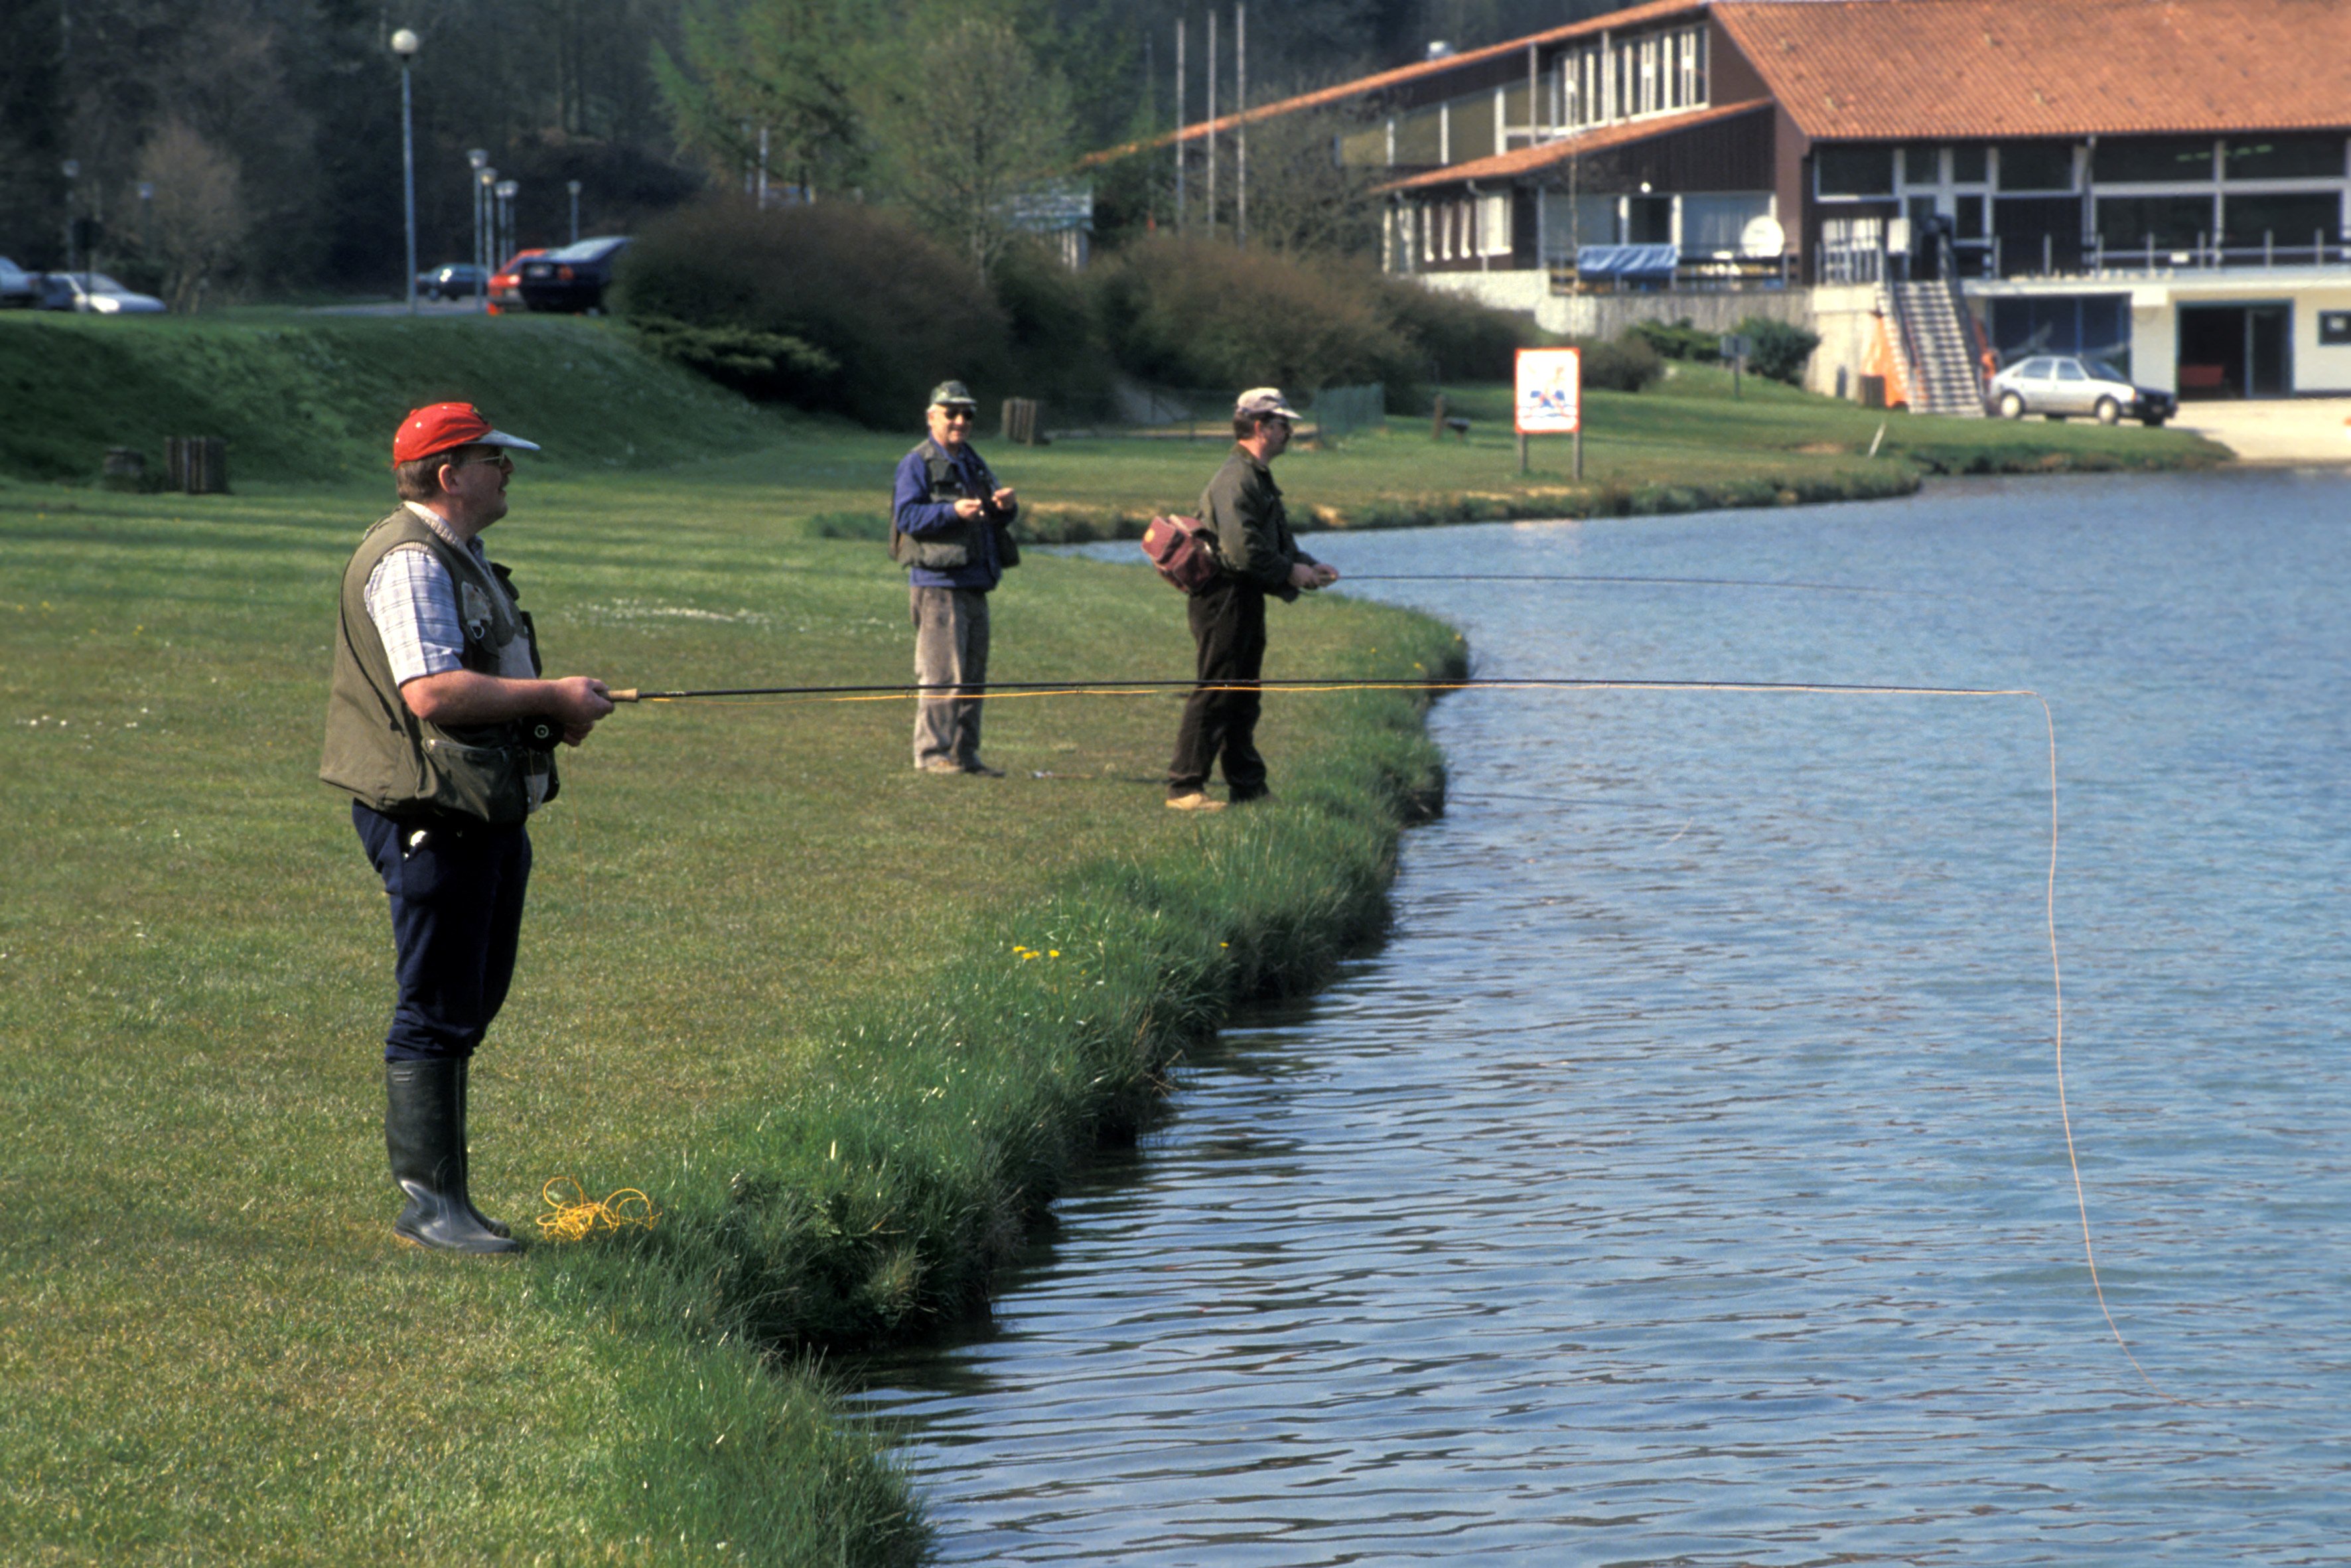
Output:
[319, 508, 555, 823]
[1199, 445, 1317, 601]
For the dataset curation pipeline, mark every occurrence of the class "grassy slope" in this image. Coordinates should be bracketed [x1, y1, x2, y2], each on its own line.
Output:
[3, 313, 2227, 530]
[0, 447, 1458, 1562]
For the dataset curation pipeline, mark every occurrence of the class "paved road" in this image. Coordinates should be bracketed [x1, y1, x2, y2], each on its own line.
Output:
[2174, 397, 2351, 464]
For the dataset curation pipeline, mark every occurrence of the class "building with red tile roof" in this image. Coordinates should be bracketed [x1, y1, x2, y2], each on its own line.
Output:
[1111, 0, 2351, 401]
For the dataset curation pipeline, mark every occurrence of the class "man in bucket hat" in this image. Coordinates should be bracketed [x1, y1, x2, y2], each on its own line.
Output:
[321, 402, 614, 1253]
[1166, 388, 1338, 811]
[890, 379, 1021, 776]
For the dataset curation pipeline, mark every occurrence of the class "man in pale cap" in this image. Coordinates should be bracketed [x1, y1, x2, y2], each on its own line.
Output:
[1167, 387, 1338, 811]
[320, 402, 614, 1253]
[889, 379, 1021, 775]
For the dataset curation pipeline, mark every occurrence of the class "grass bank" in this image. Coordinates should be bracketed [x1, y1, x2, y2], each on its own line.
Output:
[0, 452, 1460, 1562]
[5, 314, 2228, 535]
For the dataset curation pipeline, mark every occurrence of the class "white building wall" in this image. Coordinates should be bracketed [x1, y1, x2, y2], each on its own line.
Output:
[2295, 285, 2351, 392]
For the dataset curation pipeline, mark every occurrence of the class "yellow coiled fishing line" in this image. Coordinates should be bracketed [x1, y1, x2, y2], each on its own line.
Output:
[535, 1176, 661, 1242]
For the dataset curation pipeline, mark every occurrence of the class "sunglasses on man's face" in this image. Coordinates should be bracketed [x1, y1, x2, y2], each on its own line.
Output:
[940, 408, 977, 421]
[451, 451, 514, 472]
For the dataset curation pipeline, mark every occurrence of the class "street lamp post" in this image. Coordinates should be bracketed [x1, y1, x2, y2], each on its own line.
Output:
[466, 149, 488, 306]
[494, 178, 518, 278]
[392, 28, 421, 313]
[567, 180, 581, 245]
[60, 160, 80, 289]
[475, 167, 496, 311]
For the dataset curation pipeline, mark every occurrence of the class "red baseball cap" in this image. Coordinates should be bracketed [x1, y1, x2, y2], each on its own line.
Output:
[392, 402, 543, 465]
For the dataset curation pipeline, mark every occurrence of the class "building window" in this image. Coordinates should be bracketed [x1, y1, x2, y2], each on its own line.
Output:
[1951, 145, 1989, 184]
[2319, 311, 2351, 346]
[2224, 192, 2341, 248]
[2097, 194, 2216, 251]
[1394, 107, 1442, 166]
[1638, 35, 1659, 115]
[1480, 192, 1512, 257]
[1999, 142, 2076, 192]
[1678, 29, 1703, 107]
[2094, 137, 2216, 184]
[2224, 135, 2347, 181]
[1817, 146, 1895, 198]
[1904, 146, 1940, 185]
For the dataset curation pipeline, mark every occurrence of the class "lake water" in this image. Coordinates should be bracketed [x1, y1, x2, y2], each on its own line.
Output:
[853, 471, 2351, 1565]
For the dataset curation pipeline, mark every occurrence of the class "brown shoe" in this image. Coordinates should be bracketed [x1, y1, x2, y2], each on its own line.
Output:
[1166, 791, 1226, 812]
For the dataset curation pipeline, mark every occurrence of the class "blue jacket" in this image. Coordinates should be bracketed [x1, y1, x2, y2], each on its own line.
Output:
[892, 438, 1020, 590]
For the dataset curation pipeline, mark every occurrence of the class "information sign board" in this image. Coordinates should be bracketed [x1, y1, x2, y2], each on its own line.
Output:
[1514, 348, 1582, 434]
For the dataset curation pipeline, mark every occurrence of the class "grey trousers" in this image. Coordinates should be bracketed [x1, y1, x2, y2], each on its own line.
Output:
[911, 585, 991, 768]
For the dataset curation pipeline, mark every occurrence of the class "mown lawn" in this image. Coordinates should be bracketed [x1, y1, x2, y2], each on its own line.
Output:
[0, 453, 1456, 1563]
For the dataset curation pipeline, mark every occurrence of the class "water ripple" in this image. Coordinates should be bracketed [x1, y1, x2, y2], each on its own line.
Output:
[861, 474, 2351, 1565]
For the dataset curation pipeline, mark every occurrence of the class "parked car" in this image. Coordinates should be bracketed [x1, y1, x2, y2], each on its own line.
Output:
[35, 271, 167, 314]
[415, 262, 488, 301]
[0, 257, 39, 309]
[517, 236, 630, 314]
[486, 248, 547, 314]
[1989, 354, 2176, 427]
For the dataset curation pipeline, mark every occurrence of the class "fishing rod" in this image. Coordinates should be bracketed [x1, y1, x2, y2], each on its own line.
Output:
[1336, 573, 1949, 597]
[605, 676, 2029, 703]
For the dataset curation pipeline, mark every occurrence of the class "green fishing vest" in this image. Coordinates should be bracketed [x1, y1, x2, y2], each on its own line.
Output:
[319, 508, 556, 823]
[888, 439, 1021, 571]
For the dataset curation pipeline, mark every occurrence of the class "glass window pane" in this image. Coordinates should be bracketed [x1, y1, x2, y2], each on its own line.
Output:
[1951, 145, 1989, 183]
[2224, 135, 2346, 180]
[1999, 142, 2074, 192]
[2095, 137, 2216, 183]
[2097, 194, 2216, 250]
[2223, 192, 2341, 248]
[1817, 145, 1894, 197]
[1904, 146, 1940, 184]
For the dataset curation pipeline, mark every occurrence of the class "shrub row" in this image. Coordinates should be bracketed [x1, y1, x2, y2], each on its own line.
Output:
[619, 200, 1533, 426]
[1625, 313, 1822, 386]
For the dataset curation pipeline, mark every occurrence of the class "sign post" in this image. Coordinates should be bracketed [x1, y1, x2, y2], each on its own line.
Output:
[1514, 346, 1583, 478]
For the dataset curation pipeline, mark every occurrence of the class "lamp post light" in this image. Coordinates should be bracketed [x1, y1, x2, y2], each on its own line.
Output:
[475, 167, 496, 311]
[567, 179, 581, 245]
[391, 28, 421, 313]
[494, 178, 518, 280]
[60, 159, 80, 288]
[466, 149, 488, 305]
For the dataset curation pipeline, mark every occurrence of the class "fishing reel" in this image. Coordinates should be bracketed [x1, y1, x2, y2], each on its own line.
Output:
[518, 715, 564, 752]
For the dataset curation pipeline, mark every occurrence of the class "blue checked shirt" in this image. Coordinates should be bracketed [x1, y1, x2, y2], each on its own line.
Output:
[364, 504, 482, 685]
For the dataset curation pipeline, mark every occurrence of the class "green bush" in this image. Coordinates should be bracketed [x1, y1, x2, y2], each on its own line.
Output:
[1376, 279, 1530, 382]
[991, 238, 1120, 418]
[1626, 316, 1723, 362]
[1571, 330, 1665, 392]
[1739, 314, 1821, 385]
[1091, 234, 1418, 392]
[617, 198, 1012, 427]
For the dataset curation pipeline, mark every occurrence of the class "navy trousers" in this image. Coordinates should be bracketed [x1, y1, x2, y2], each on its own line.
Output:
[354, 802, 532, 1062]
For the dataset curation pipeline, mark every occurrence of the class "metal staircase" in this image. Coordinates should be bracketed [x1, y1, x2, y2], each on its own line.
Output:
[1880, 278, 1987, 417]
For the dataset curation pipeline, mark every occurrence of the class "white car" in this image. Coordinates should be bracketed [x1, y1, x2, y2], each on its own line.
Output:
[39, 271, 167, 315]
[1988, 354, 2176, 427]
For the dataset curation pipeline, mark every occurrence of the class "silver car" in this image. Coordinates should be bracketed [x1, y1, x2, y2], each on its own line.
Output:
[1989, 354, 2176, 427]
[38, 271, 168, 315]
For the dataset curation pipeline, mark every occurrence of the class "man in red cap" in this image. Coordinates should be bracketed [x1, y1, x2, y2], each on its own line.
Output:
[321, 403, 614, 1254]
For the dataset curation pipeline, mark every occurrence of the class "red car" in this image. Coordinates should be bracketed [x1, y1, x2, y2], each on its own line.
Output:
[486, 248, 547, 315]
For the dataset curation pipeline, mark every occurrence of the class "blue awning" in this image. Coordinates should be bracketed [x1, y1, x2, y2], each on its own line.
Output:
[1575, 244, 1678, 279]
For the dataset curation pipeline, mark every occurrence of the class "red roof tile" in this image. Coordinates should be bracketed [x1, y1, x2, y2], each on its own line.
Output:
[1378, 99, 1776, 191]
[1716, 0, 2351, 139]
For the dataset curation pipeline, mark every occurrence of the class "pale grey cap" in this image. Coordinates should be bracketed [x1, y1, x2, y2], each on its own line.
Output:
[1234, 386, 1300, 420]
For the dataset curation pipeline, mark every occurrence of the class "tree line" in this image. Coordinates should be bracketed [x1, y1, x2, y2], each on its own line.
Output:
[0, 0, 1630, 305]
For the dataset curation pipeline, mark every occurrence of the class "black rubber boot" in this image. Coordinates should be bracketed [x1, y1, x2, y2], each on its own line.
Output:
[386, 1058, 518, 1254]
[455, 1059, 512, 1240]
